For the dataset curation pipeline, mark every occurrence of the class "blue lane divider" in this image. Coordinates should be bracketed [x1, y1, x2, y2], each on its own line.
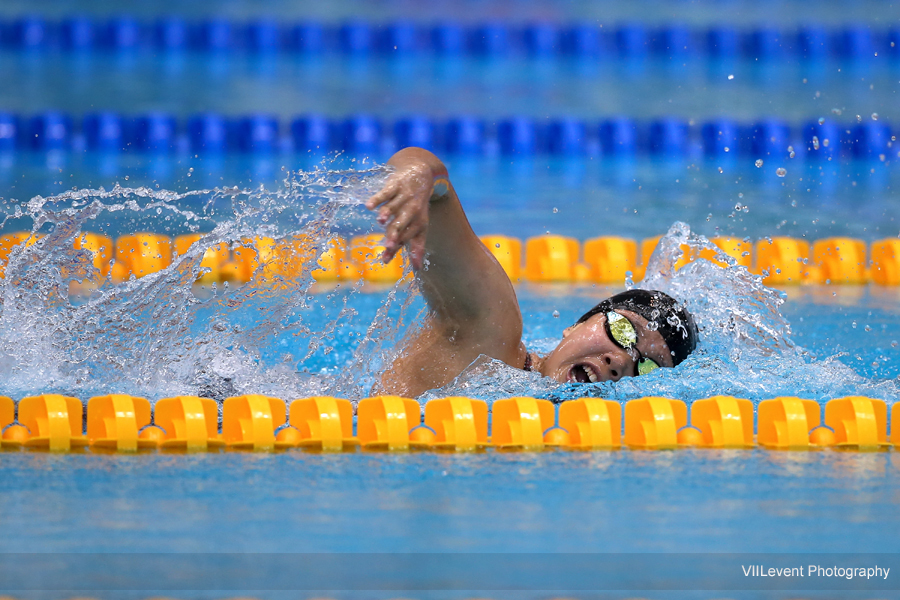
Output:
[1, 17, 897, 62]
[341, 114, 381, 154]
[188, 113, 228, 153]
[751, 120, 792, 160]
[104, 16, 141, 50]
[547, 118, 587, 156]
[804, 120, 841, 160]
[134, 113, 177, 151]
[706, 26, 740, 59]
[599, 117, 638, 157]
[84, 112, 124, 152]
[246, 18, 281, 53]
[1, 112, 894, 159]
[27, 111, 72, 150]
[648, 118, 689, 157]
[797, 25, 829, 60]
[154, 16, 189, 51]
[394, 116, 435, 152]
[291, 114, 331, 153]
[288, 21, 325, 54]
[445, 116, 485, 155]
[238, 114, 279, 153]
[432, 21, 465, 55]
[701, 119, 740, 158]
[0, 113, 18, 151]
[60, 15, 95, 50]
[654, 24, 693, 58]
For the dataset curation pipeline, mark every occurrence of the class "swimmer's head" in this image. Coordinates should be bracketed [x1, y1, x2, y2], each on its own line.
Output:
[538, 289, 699, 384]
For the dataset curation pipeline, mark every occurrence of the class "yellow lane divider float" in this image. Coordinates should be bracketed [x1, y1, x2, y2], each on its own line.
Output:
[0, 394, 896, 453]
[3, 231, 895, 286]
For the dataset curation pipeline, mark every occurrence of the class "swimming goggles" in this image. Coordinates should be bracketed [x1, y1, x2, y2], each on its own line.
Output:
[605, 311, 660, 376]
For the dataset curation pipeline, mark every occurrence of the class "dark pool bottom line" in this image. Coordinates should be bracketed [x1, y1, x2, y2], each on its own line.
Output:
[1, 393, 897, 453]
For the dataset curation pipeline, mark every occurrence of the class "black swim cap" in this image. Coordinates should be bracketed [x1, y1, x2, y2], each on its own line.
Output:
[575, 289, 699, 366]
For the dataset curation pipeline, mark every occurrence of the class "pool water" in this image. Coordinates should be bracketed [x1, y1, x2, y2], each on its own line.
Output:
[1, 1, 899, 598]
[0, 154, 898, 598]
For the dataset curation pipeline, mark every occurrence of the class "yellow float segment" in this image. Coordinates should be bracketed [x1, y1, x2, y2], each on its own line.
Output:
[757, 397, 821, 449]
[690, 395, 755, 448]
[480, 235, 522, 281]
[623, 397, 686, 449]
[558, 398, 622, 449]
[524, 235, 579, 282]
[356, 395, 421, 450]
[424, 397, 489, 451]
[87, 394, 152, 451]
[490, 397, 554, 449]
[583, 237, 637, 284]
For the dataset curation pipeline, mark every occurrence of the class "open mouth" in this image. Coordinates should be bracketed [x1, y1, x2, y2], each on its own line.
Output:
[568, 363, 599, 384]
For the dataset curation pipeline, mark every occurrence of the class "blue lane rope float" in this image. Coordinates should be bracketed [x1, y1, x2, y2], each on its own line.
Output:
[0, 393, 895, 452]
[0, 111, 893, 158]
[0, 17, 898, 63]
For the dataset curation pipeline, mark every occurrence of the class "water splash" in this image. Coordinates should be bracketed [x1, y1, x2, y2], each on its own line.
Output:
[0, 160, 420, 402]
[428, 222, 899, 407]
[1, 168, 896, 410]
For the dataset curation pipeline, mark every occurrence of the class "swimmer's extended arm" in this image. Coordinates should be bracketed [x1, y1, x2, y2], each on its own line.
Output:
[366, 148, 524, 386]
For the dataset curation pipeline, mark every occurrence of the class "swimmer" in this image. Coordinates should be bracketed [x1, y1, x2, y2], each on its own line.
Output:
[367, 147, 699, 397]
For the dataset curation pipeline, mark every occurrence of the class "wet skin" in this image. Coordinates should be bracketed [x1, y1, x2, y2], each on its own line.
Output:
[367, 147, 673, 397]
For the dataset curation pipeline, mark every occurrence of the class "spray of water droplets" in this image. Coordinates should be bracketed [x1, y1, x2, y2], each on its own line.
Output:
[424, 222, 899, 408]
[0, 160, 423, 403]
[0, 163, 896, 411]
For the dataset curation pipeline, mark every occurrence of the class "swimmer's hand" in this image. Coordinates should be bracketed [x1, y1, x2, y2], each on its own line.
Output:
[365, 149, 447, 270]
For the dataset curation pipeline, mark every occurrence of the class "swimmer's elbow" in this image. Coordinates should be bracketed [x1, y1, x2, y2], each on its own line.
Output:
[388, 147, 447, 176]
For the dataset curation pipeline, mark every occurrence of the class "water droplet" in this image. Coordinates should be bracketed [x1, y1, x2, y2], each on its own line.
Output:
[831, 108, 842, 116]
[646, 321, 659, 331]
[791, 199, 797, 207]
[552, 310, 560, 318]
[891, 340, 898, 348]
[864, 325, 872, 332]
[755, 159, 763, 168]
[776, 168, 787, 177]
[727, 74, 734, 80]
[812, 136, 820, 150]
[552, 207, 558, 213]
[822, 138, 830, 147]
[871, 113, 879, 121]
[734, 202, 743, 211]
[495, 243, 501, 248]
[738, 192, 744, 198]
[718, 167, 724, 173]
[818, 117, 825, 125]
[852, 321, 858, 329]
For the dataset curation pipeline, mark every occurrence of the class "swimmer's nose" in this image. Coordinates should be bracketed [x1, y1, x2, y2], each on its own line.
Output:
[600, 351, 633, 382]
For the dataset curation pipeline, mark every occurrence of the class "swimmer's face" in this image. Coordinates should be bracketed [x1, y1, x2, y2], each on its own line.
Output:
[540, 309, 674, 383]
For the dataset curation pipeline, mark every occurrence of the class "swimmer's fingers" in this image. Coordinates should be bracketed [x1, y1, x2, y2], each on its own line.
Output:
[383, 202, 420, 246]
[407, 233, 426, 270]
[375, 191, 414, 226]
[365, 178, 400, 210]
[383, 214, 427, 267]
